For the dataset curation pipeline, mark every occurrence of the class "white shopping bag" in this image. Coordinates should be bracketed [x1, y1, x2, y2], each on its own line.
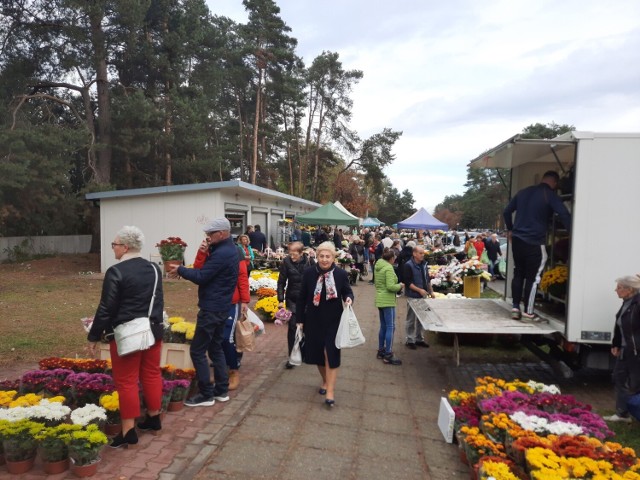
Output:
[335, 304, 365, 349]
[289, 324, 304, 366]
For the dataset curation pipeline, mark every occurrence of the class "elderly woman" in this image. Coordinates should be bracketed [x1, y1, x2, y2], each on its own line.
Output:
[87, 226, 164, 448]
[297, 241, 354, 407]
[375, 248, 403, 365]
[277, 241, 315, 369]
[603, 275, 640, 422]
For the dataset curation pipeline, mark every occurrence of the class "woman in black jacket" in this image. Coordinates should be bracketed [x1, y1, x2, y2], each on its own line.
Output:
[604, 275, 640, 422]
[278, 242, 315, 368]
[87, 226, 164, 447]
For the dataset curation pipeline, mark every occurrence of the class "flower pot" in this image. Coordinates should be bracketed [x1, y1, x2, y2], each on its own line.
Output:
[71, 457, 101, 478]
[6, 456, 36, 474]
[0, 453, 4, 465]
[163, 260, 182, 279]
[103, 422, 121, 436]
[167, 400, 184, 412]
[43, 457, 70, 475]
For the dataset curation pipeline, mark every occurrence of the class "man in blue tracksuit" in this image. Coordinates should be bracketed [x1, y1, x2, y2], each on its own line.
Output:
[503, 171, 571, 321]
[169, 218, 239, 406]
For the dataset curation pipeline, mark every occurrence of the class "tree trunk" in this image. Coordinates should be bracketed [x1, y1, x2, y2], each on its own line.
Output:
[89, 8, 112, 185]
[282, 107, 294, 194]
[250, 68, 263, 184]
[311, 102, 325, 202]
[235, 93, 244, 181]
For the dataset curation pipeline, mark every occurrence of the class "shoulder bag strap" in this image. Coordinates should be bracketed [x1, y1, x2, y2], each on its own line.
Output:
[147, 264, 159, 317]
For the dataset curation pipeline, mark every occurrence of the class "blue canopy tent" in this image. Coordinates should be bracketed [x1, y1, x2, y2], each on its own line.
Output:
[397, 207, 449, 230]
[361, 216, 380, 227]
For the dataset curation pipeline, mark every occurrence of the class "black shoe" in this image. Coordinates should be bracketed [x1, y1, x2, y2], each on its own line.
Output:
[367, 281, 374, 285]
[405, 342, 417, 350]
[318, 388, 327, 395]
[285, 362, 295, 369]
[110, 428, 138, 449]
[137, 413, 161, 432]
[376, 349, 385, 359]
[383, 354, 402, 365]
[184, 393, 215, 407]
[415, 340, 430, 348]
[324, 399, 335, 408]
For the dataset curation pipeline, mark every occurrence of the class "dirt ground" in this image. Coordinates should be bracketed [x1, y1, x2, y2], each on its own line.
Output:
[0, 253, 200, 371]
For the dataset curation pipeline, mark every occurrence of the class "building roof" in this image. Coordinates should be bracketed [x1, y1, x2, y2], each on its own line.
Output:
[85, 180, 321, 208]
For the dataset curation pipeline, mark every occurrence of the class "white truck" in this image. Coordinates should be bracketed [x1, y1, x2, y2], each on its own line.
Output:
[411, 131, 640, 376]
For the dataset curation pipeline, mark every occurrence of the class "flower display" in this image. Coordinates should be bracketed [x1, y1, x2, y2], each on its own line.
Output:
[20, 368, 74, 394]
[540, 265, 568, 294]
[163, 319, 196, 343]
[67, 423, 108, 466]
[336, 251, 353, 265]
[99, 392, 120, 424]
[249, 275, 278, 293]
[156, 236, 188, 261]
[255, 296, 279, 321]
[70, 404, 107, 426]
[0, 399, 71, 425]
[8, 393, 43, 408]
[449, 376, 636, 478]
[256, 287, 278, 299]
[39, 357, 110, 373]
[0, 390, 17, 407]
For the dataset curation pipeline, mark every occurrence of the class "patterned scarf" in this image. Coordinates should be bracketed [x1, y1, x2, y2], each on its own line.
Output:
[313, 266, 338, 306]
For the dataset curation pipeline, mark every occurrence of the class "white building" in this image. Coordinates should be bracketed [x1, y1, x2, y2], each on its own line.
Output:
[86, 180, 320, 272]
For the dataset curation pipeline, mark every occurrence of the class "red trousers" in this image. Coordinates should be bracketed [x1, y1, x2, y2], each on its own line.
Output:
[109, 340, 162, 420]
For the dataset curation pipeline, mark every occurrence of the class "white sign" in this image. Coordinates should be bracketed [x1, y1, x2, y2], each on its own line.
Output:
[437, 397, 455, 443]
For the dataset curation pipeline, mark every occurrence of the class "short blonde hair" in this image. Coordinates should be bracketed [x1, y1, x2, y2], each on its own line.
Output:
[316, 241, 337, 257]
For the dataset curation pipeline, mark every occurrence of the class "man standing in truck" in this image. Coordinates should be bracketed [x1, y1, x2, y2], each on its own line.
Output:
[503, 170, 571, 322]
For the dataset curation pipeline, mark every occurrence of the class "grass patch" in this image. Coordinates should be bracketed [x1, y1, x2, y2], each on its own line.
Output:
[606, 421, 640, 453]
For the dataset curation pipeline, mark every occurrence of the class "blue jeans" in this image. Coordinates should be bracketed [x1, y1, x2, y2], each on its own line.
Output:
[190, 309, 229, 397]
[222, 304, 240, 370]
[378, 307, 396, 355]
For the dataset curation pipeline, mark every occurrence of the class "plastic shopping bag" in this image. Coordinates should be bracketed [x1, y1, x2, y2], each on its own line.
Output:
[289, 324, 304, 366]
[246, 309, 266, 336]
[335, 304, 365, 349]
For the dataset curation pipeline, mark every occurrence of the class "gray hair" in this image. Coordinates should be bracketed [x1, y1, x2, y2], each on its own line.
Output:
[406, 240, 416, 248]
[616, 275, 640, 292]
[116, 226, 145, 251]
[316, 241, 337, 257]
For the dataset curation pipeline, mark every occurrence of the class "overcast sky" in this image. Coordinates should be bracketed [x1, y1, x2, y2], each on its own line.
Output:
[205, 0, 640, 212]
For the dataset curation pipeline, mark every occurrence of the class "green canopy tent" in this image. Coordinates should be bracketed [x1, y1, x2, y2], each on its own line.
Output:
[296, 202, 359, 226]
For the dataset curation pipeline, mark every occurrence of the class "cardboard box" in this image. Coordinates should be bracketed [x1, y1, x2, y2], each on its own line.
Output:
[98, 342, 193, 369]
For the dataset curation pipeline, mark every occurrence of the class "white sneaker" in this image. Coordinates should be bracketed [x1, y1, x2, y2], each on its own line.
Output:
[214, 394, 230, 402]
[603, 414, 632, 423]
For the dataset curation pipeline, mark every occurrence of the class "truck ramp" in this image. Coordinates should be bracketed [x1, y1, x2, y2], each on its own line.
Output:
[408, 298, 564, 366]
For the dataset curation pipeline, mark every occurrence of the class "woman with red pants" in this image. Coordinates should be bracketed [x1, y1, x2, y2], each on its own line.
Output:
[87, 226, 164, 448]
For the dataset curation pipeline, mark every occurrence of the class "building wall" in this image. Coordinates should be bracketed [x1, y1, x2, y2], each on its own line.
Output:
[0, 235, 92, 262]
[97, 186, 315, 272]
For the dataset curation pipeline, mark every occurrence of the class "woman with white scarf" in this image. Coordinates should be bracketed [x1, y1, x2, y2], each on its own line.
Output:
[297, 241, 354, 408]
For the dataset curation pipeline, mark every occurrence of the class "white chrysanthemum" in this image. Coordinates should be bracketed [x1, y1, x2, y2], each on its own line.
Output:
[70, 403, 107, 426]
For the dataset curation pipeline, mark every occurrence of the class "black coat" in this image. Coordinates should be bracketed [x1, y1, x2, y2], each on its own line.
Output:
[485, 238, 502, 262]
[613, 294, 640, 356]
[88, 257, 164, 342]
[277, 254, 315, 306]
[297, 265, 354, 368]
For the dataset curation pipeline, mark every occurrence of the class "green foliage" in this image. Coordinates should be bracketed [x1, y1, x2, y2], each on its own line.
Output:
[375, 184, 415, 225]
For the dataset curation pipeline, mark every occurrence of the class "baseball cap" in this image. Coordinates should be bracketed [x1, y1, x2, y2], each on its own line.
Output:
[203, 217, 231, 233]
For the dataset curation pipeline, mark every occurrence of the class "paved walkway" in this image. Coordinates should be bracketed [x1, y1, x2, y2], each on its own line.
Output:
[8, 280, 613, 480]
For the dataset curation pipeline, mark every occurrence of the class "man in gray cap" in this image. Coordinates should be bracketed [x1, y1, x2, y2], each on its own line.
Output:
[168, 217, 239, 406]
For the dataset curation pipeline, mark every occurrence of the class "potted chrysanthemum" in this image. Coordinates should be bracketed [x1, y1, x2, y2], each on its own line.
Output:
[0, 419, 43, 474]
[99, 392, 121, 436]
[67, 424, 108, 476]
[156, 236, 188, 278]
[36, 423, 81, 474]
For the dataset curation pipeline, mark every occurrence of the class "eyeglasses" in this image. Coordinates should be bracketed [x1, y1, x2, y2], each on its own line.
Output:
[111, 242, 125, 248]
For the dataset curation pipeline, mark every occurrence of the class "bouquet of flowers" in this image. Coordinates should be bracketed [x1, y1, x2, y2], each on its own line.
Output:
[336, 251, 353, 265]
[274, 307, 292, 325]
[156, 236, 188, 262]
[163, 317, 196, 344]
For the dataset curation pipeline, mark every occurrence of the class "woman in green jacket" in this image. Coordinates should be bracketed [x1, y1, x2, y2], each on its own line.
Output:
[374, 248, 403, 365]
